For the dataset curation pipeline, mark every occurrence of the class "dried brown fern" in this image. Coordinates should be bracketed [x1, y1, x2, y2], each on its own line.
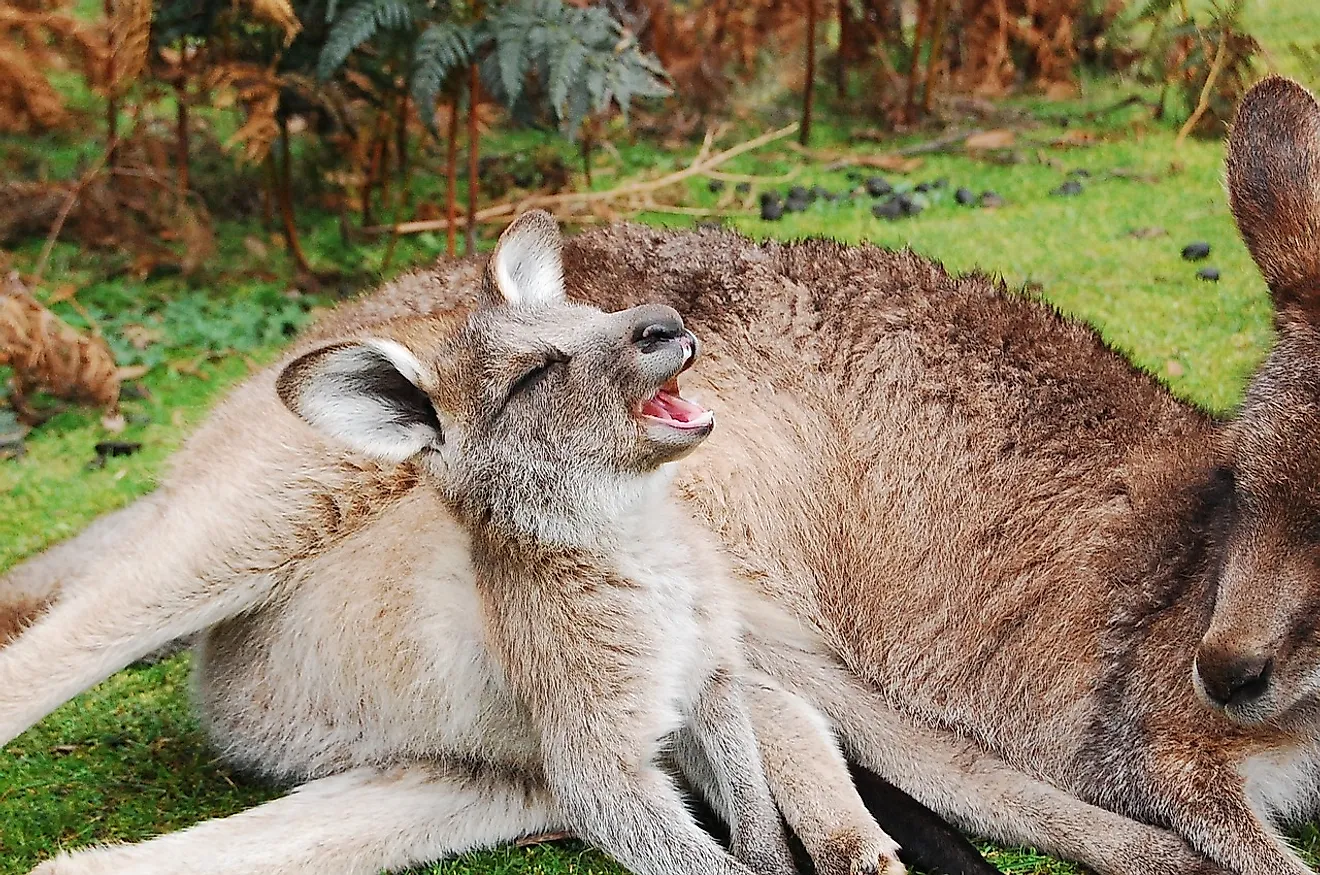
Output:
[244, 0, 301, 44]
[0, 0, 104, 133]
[0, 45, 67, 131]
[0, 276, 120, 424]
[107, 0, 151, 93]
[207, 62, 282, 162]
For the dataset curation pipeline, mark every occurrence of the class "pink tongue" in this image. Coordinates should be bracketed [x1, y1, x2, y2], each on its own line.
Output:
[642, 390, 707, 423]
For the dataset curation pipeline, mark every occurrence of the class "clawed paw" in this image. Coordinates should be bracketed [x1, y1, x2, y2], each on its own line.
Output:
[816, 827, 905, 875]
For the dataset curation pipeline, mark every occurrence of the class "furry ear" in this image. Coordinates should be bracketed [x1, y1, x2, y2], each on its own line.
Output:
[482, 210, 565, 308]
[276, 339, 442, 463]
[1226, 75, 1320, 318]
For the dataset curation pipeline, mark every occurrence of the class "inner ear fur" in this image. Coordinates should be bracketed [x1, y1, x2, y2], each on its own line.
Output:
[482, 209, 566, 308]
[276, 339, 443, 463]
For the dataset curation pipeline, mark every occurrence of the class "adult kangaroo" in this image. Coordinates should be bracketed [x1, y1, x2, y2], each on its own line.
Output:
[5, 76, 1319, 875]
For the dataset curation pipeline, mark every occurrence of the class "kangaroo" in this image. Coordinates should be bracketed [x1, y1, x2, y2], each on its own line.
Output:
[7, 73, 1319, 875]
[1, 211, 907, 875]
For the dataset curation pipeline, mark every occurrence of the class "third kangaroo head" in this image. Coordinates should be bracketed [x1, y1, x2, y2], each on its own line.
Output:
[275, 210, 714, 542]
[1192, 76, 1320, 725]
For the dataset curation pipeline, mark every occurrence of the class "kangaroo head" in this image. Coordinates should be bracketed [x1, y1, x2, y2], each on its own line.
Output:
[1193, 76, 1320, 724]
[275, 210, 713, 542]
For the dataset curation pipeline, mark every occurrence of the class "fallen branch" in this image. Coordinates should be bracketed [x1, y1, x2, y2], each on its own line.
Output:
[633, 204, 758, 217]
[788, 142, 925, 174]
[703, 167, 802, 184]
[365, 123, 799, 236]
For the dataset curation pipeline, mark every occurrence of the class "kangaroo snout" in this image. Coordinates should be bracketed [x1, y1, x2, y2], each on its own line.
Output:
[1194, 643, 1273, 710]
[630, 305, 689, 349]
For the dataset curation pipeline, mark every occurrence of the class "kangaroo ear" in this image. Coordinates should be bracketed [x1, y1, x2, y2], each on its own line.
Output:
[1226, 75, 1320, 318]
[482, 209, 565, 308]
[276, 339, 443, 463]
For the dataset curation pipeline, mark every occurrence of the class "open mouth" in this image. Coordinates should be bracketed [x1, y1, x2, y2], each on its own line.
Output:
[637, 376, 713, 432]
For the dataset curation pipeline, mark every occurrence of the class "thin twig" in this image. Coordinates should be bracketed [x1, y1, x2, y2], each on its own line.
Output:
[32, 143, 115, 286]
[367, 122, 799, 236]
[629, 204, 757, 217]
[691, 123, 718, 167]
[1176, 27, 1228, 147]
[703, 167, 802, 184]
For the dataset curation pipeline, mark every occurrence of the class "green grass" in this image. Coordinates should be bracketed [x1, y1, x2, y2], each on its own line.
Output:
[5, 5, 1320, 872]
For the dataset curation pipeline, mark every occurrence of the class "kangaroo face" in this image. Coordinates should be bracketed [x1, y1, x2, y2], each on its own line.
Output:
[275, 210, 713, 539]
[1193, 76, 1320, 725]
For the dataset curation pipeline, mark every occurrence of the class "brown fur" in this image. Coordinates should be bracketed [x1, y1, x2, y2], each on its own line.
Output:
[7, 77, 1320, 875]
[0, 596, 47, 646]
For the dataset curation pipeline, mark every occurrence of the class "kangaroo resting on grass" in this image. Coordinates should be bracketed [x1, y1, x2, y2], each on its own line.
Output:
[0, 211, 923, 875]
[7, 74, 1320, 875]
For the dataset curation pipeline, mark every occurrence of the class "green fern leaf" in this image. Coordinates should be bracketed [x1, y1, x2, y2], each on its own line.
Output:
[410, 21, 474, 130]
[318, 0, 415, 80]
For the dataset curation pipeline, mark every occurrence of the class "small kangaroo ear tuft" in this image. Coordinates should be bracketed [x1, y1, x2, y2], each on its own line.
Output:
[483, 209, 565, 308]
[277, 339, 443, 463]
[1226, 75, 1320, 318]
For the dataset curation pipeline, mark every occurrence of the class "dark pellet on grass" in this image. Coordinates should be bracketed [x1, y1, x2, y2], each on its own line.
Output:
[898, 193, 923, 216]
[979, 191, 1006, 208]
[707, 179, 725, 193]
[1052, 180, 1084, 197]
[955, 187, 976, 205]
[866, 176, 893, 197]
[761, 200, 784, 221]
[1197, 267, 1221, 282]
[1182, 242, 1211, 261]
[735, 182, 751, 195]
[760, 191, 780, 206]
[872, 198, 905, 220]
[785, 196, 809, 213]
[915, 182, 932, 193]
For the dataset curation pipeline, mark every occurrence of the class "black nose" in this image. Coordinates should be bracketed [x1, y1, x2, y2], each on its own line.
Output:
[1196, 646, 1273, 708]
[630, 306, 686, 349]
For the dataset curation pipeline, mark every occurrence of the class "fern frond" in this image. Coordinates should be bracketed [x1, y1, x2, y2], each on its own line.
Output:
[410, 20, 475, 130]
[483, 0, 668, 137]
[317, 0, 415, 80]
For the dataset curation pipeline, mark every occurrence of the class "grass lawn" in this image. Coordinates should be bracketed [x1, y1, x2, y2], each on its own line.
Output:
[4, 7, 1320, 873]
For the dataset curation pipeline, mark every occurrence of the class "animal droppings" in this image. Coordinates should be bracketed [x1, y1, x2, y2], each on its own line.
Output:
[707, 179, 725, 194]
[955, 188, 977, 205]
[1052, 180, 1084, 197]
[872, 198, 905, 220]
[1182, 242, 1211, 261]
[979, 191, 1006, 209]
[866, 177, 893, 197]
[761, 199, 784, 221]
[1197, 267, 1220, 282]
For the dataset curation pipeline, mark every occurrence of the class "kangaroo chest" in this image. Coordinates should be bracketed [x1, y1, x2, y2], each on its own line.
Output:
[192, 502, 717, 782]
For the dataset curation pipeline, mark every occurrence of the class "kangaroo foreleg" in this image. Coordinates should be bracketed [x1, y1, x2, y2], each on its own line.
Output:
[739, 673, 904, 875]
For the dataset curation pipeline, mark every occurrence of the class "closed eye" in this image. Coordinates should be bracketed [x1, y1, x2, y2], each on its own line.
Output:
[504, 350, 569, 405]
